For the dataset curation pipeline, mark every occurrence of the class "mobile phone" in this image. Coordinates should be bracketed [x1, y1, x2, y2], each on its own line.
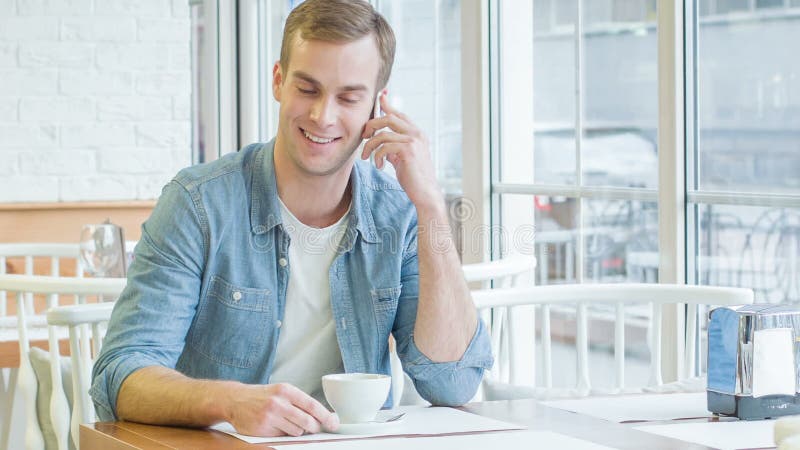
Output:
[369, 94, 381, 121]
[366, 95, 382, 165]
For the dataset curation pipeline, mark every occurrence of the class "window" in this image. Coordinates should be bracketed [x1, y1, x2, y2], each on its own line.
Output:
[492, 0, 660, 389]
[490, 0, 799, 387]
[687, 0, 800, 303]
[497, 0, 659, 285]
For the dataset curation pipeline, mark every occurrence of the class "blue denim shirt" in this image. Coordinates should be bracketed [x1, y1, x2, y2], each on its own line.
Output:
[90, 141, 493, 421]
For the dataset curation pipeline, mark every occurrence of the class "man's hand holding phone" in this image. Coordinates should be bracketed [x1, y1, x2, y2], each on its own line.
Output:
[361, 93, 442, 212]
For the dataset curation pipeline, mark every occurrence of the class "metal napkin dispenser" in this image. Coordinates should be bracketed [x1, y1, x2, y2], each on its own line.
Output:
[708, 305, 800, 419]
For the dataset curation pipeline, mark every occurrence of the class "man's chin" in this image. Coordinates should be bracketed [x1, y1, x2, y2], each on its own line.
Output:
[295, 156, 356, 178]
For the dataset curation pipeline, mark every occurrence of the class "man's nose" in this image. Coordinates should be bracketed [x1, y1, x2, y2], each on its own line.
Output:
[309, 96, 336, 128]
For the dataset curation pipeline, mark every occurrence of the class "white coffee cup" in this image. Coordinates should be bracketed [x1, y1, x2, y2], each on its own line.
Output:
[321, 373, 391, 424]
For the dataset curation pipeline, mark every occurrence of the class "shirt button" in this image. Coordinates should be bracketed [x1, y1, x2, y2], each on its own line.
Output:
[278, 258, 288, 267]
[275, 320, 282, 328]
[232, 291, 242, 301]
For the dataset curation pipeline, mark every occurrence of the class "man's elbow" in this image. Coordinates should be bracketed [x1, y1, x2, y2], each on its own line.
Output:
[415, 367, 484, 407]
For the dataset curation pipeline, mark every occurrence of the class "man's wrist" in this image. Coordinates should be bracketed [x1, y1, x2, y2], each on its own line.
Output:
[413, 192, 447, 219]
[207, 379, 241, 423]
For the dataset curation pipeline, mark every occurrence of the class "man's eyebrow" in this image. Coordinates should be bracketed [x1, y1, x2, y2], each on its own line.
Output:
[291, 71, 368, 93]
[339, 83, 368, 93]
[292, 71, 321, 86]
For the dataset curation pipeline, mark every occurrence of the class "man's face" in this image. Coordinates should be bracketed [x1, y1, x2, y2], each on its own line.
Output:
[272, 35, 381, 177]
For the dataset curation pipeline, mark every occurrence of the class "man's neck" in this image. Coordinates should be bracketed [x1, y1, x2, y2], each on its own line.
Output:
[273, 143, 353, 229]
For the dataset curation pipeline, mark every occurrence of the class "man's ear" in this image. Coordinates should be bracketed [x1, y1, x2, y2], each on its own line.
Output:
[272, 61, 283, 102]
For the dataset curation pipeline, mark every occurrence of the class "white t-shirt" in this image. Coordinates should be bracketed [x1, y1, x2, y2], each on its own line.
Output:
[269, 198, 350, 402]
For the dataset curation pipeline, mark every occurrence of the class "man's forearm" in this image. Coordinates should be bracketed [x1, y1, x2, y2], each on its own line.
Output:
[117, 366, 235, 426]
[412, 201, 478, 362]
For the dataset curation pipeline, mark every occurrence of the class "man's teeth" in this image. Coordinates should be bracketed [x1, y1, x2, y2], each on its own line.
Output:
[303, 130, 335, 144]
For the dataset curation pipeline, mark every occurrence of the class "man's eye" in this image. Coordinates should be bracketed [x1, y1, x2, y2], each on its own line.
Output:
[298, 88, 316, 95]
[340, 97, 359, 104]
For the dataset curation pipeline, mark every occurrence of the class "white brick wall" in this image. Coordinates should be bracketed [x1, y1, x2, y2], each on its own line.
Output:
[0, 1, 191, 202]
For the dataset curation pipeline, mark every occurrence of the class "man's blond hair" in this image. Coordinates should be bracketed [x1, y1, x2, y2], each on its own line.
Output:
[280, 0, 396, 91]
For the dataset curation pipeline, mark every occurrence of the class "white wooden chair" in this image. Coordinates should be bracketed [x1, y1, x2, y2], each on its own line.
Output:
[472, 283, 755, 401]
[0, 242, 133, 449]
[47, 301, 116, 450]
[0, 274, 125, 450]
[390, 255, 537, 406]
[0, 244, 86, 450]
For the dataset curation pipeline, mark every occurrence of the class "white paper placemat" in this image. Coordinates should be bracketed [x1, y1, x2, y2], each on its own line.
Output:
[541, 392, 712, 423]
[634, 420, 776, 450]
[270, 430, 614, 450]
[211, 405, 524, 444]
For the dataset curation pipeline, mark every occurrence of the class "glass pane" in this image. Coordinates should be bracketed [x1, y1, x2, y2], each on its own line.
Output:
[699, 0, 713, 16]
[716, 0, 749, 14]
[377, 0, 463, 195]
[690, 203, 800, 303]
[583, 199, 659, 282]
[493, 193, 537, 260]
[527, 195, 578, 285]
[191, 2, 207, 164]
[756, 0, 784, 8]
[695, 7, 800, 194]
[531, 0, 577, 185]
[519, 0, 659, 187]
[582, 1, 658, 189]
[261, 0, 290, 140]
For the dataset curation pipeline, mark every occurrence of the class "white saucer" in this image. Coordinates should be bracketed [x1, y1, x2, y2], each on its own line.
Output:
[330, 414, 406, 435]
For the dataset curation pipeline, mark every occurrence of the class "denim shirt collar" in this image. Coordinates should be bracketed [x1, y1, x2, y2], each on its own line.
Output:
[249, 140, 381, 245]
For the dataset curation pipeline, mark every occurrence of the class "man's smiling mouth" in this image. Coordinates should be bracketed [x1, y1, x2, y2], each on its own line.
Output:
[301, 128, 340, 144]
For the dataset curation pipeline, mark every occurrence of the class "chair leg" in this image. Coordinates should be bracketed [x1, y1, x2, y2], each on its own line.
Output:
[0, 368, 19, 450]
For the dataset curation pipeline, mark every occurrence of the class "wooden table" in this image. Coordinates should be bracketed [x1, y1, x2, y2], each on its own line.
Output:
[81, 398, 720, 449]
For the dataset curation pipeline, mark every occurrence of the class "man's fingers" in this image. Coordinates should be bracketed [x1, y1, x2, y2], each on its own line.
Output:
[284, 405, 322, 434]
[273, 416, 306, 437]
[281, 384, 338, 430]
[361, 132, 411, 160]
[378, 93, 410, 121]
[362, 114, 412, 138]
[374, 143, 406, 169]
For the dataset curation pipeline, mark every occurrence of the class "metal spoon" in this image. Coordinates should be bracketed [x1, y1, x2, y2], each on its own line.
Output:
[371, 412, 406, 423]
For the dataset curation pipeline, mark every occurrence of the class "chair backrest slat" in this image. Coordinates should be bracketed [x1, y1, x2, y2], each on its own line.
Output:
[505, 306, 517, 385]
[614, 302, 625, 390]
[51, 256, 58, 277]
[16, 290, 45, 449]
[541, 304, 553, 388]
[576, 302, 590, 390]
[48, 314, 70, 449]
[649, 302, 663, 386]
[24, 256, 34, 314]
[0, 256, 6, 316]
[684, 303, 699, 380]
[92, 323, 102, 359]
[489, 308, 505, 382]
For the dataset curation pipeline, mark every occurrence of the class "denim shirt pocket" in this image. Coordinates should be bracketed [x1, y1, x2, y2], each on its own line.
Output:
[189, 275, 273, 368]
[370, 285, 402, 338]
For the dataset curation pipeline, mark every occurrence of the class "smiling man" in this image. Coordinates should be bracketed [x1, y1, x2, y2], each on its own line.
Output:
[91, 0, 492, 438]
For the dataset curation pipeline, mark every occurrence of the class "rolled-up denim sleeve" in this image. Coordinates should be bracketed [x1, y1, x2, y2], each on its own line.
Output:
[90, 180, 206, 420]
[392, 229, 494, 407]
